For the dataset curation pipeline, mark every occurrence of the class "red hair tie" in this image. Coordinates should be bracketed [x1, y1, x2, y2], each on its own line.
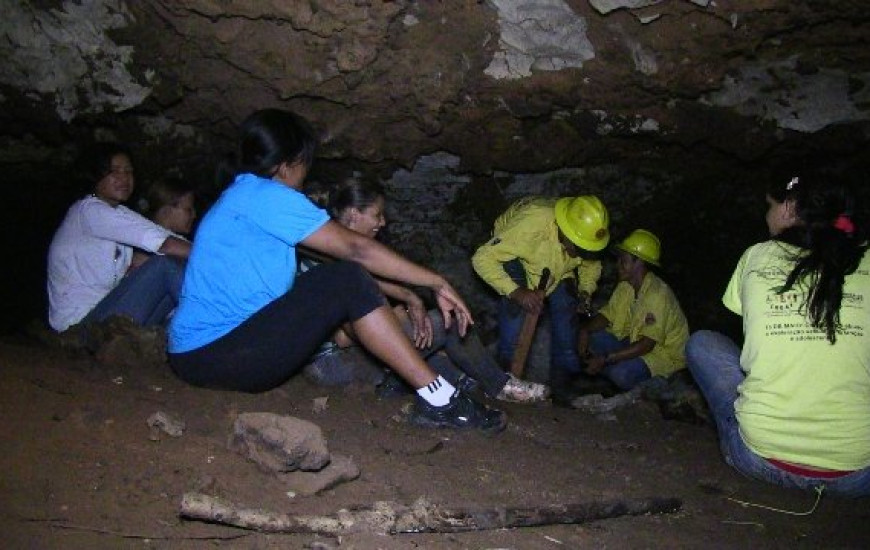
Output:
[833, 214, 855, 235]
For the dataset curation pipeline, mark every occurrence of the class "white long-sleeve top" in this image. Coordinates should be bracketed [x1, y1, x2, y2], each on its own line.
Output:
[47, 195, 172, 331]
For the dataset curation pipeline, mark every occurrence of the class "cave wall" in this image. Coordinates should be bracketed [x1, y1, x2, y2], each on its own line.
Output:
[1, 0, 869, 338]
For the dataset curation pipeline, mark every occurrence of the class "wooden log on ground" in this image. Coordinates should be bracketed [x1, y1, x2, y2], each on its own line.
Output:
[179, 492, 682, 535]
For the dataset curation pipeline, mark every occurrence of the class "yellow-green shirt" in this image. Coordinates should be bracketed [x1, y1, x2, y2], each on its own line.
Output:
[471, 197, 602, 297]
[724, 241, 870, 471]
[598, 272, 689, 377]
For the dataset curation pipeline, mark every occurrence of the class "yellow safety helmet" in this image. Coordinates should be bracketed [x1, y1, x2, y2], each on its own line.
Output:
[615, 229, 661, 266]
[554, 196, 610, 252]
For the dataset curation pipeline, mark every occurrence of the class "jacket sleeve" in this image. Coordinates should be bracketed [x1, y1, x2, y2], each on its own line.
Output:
[472, 200, 556, 297]
[471, 235, 525, 297]
[576, 260, 603, 296]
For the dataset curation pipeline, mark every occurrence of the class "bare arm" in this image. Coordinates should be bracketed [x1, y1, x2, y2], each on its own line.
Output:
[377, 279, 423, 307]
[301, 221, 472, 335]
[508, 287, 546, 314]
[376, 279, 432, 349]
[128, 250, 150, 272]
[158, 236, 191, 259]
[586, 336, 656, 375]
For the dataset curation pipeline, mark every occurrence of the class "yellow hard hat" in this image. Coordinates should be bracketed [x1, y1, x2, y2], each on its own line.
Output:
[616, 229, 661, 266]
[554, 196, 610, 251]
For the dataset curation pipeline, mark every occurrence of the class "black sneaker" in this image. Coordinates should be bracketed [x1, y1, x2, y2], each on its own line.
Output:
[410, 391, 507, 434]
[455, 374, 480, 396]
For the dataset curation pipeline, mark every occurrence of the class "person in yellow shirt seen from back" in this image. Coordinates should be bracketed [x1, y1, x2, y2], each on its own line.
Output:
[687, 175, 870, 497]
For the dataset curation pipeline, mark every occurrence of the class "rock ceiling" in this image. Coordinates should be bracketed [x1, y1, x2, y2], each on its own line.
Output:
[4, 1, 869, 172]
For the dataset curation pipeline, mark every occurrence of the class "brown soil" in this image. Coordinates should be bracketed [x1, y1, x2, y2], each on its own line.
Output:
[2, 335, 868, 549]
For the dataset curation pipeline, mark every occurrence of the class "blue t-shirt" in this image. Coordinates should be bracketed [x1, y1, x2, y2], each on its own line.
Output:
[169, 173, 330, 353]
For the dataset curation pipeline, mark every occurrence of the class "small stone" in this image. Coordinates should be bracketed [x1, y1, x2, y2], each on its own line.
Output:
[147, 411, 185, 437]
[312, 397, 329, 414]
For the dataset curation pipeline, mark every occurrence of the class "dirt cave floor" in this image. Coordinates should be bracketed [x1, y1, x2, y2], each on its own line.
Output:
[1, 335, 869, 550]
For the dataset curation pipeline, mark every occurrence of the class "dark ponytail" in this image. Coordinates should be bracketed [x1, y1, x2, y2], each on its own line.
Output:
[214, 152, 240, 191]
[238, 109, 317, 177]
[770, 176, 868, 343]
[326, 179, 385, 219]
[301, 178, 385, 220]
[217, 109, 319, 189]
[215, 109, 317, 189]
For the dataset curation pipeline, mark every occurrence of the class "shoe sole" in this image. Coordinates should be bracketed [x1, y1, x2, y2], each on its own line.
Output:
[497, 396, 547, 404]
[497, 391, 551, 403]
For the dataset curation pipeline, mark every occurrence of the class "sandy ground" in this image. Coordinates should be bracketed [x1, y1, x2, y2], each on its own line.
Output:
[1, 335, 868, 549]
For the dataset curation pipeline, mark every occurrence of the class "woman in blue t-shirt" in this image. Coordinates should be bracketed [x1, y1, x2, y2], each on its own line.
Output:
[168, 109, 505, 434]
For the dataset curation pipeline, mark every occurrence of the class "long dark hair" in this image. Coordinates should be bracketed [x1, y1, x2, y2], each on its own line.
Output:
[769, 176, 868, 343]
[326, 179, 385, 219]
[217, 109, 318, 188]
[303, 178, 385, 219]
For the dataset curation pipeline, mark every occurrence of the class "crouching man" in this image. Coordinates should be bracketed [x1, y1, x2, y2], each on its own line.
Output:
[471, 195, 610, 396]
[578, 230, 689, 392]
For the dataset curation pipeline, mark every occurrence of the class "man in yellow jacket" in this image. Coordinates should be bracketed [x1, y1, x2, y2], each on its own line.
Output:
[472, 196, 610, 399]
[578, 229, 689, 392]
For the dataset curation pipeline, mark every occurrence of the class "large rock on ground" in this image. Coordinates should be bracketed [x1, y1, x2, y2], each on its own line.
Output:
[228, 412, 330, 474]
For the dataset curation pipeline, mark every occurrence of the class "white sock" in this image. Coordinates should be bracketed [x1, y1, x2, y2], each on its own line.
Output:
[417, 376, 456, 407]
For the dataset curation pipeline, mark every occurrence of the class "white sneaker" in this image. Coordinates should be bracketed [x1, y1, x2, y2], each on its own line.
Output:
[497, 375, 551, 403]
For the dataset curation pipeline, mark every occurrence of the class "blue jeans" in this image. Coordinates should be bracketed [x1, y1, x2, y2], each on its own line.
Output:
[84, 255, 185, 327]
[497, 260, 580, 376]
[307, 310, 510, 397]
[687, 330, 870, 497]
[587, 330, 651, 390]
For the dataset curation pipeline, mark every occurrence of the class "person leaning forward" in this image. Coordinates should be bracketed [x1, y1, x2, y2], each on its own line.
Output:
[168, 109, 506, 434]
[578, 229, 689, 393]
[471, 195, 610, 398]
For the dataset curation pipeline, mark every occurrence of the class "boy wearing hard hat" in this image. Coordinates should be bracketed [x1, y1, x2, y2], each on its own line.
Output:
[577, 229, 689, 392]
[472, 196, 610, 399]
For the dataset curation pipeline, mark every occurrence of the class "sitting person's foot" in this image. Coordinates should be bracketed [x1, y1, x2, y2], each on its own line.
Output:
[410, 391, 507, 434]
[549, 370, 582, 408]
[496, 374, 550, 403]
[551, 387, 578, 408]
[376, 372, 413, 398]
[572, 373, 620, 398]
